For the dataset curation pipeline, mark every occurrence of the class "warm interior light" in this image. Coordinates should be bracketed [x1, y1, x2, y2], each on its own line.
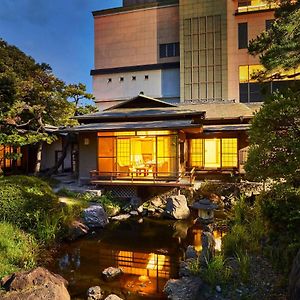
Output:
[204, 139, 220, 168]
[138, 275, 149, 282]
[193, 229, 202, 252]
[146, 253, 166, 271]
[98, 132, 177, 177]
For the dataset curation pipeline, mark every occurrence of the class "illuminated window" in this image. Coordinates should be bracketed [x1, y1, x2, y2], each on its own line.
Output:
[0, 145, 22, 169]
[190, 139, 203, 167]
[97, 131, 178, 178]
[189, 138, 238, 169]
[239, 65, 300, 102]
[222, 139, 238, 167]
[204, 139, 221, 168]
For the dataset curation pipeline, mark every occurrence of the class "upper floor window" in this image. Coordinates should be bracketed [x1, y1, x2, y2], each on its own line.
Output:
[237, 0, 277, 13]
[159, 42, 180, 58]
[239, 65, 300, 103]
[238, 23, 248, 49]
[266, 19, 274, 31]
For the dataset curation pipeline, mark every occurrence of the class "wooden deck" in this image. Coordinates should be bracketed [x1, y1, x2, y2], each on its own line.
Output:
[90, 169, 196, 188]
[90, 178, 194, 187]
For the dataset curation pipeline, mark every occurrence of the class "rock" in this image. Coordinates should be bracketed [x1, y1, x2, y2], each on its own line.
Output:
[199, 231, 215, 265]
[186, 245, 198, 260]
[147, 206, 156, 214]
[165, 195, 190, 220]
[137, 205, 144, 213]
[179, 259, 197, 278]
[87, 286, 103, 300]
[104, 295, 123, 300]
[172, 220, 190, 240]
[129, 210, 139, 216]
[164, 276, 203, 300]
[66, 220, 89, 241]
[86, 189, 102, 197]
[0, 267, 70, 300]
[102, 267, 123, 281]
[111, 214, 131, 221]
[83, 205, 109, 228]
[288, 249, 300, 300]
[216, 285, 222, 293]
[151, 197, 163, 208]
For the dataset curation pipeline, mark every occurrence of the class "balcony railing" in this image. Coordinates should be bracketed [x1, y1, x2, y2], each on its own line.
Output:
[90, 168, 196, 186]
[237, 1, 277, 13]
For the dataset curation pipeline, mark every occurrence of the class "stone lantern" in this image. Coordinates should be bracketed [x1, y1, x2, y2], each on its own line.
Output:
[192, 198, 218, 224]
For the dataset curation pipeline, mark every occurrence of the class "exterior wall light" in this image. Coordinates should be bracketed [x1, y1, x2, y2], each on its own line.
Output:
[84, 138, 90, 145]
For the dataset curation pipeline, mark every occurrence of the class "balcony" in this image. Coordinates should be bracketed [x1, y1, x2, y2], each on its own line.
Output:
[237, 0, 277, 14]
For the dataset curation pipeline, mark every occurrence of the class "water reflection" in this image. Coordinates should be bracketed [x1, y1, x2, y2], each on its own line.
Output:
[48, 218, 224, 300]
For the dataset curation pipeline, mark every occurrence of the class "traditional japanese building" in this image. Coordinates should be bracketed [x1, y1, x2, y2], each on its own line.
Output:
[64, 0, 297, 186]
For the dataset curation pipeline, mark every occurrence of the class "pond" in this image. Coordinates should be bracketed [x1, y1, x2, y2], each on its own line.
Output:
[48, 216, 224, 300]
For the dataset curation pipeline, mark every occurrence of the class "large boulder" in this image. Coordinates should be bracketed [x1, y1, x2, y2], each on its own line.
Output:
[165, 195, 190, 220]
[0, 267, 70, 300]
[87, 286, 103, 300]
[288, 249, 300, 300]
[164, 276, 203, 300]
[83, 205, 109, 228]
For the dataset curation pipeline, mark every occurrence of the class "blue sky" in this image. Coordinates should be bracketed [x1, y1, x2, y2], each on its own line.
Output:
[0, 0, 122, 96]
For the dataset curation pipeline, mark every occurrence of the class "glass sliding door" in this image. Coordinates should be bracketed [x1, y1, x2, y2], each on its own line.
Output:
[204, 139, 221, 168]
[157, 135, 177, 177]
[189, 138, 238, 170]
[97, 137, 115, 176]
[97, 131, 178, 179]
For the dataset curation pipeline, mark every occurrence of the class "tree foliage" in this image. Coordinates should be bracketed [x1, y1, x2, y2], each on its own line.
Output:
[248, 0, 300, 80]
[0, 39, 96, 173]
[245, 1, 300, 183]
[245, 90, 300, 183]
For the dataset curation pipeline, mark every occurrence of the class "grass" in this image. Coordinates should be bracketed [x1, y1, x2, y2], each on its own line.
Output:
[57, 188, 124, 217]
[0, 222, 38, 279]
[236, 251, 251, 283]
[200, 255, 232, 287]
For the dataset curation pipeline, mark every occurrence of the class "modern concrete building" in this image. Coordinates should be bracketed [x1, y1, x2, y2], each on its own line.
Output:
[92, 0, 180, 110]
[90, 0, 298, 111]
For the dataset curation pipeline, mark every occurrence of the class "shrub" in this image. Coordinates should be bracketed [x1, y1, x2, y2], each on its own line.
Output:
[0, 176, 59, 230]
[231, 195, 253, 225]
[200, 255, 232, 287]
[257, 183, 300, 273]
[222, 224, 251, 257]
[0, 222, 37, 279]
[236, 251, 250, 283]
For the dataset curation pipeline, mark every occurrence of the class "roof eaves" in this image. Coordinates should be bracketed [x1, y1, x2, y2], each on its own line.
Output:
[92, 0, 179, 17]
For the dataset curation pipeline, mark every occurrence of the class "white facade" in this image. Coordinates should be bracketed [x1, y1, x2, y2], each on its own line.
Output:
[93, 68, 180, 110]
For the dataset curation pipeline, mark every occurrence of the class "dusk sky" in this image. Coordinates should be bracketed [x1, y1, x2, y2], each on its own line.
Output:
[0, 0, 122, 96]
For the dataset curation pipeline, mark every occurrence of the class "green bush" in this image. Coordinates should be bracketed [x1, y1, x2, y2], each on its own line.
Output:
[222, 224, 251, 257]
[0, 222, 37, 279]
[0, 176, 59, 230]
[257, 183, 300, 272]
[257, 184, 300, 241]
[200, 255, 232, 287]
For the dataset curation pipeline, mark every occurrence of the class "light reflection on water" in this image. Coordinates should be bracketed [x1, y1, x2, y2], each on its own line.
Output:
[48, 217, 224, 300]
